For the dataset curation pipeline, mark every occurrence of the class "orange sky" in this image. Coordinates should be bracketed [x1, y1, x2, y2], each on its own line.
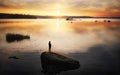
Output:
[0, 0, 120, 17]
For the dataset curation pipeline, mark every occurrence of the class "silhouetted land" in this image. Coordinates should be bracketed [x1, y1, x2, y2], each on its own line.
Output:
[0, 13, 37, 19]
[6, 33, 30, 43]
[0, 13, 120, 19]
[41, 52, 80, 75]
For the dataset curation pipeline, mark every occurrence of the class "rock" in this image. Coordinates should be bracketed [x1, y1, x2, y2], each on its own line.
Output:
[6, 33, 30, 43]
[40, 52, 80, 74]
[8, 56, 19, 59]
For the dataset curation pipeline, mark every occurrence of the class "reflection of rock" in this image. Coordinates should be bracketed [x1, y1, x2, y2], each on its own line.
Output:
[41, 52, 80, 75]
[6, 33, 30, 43]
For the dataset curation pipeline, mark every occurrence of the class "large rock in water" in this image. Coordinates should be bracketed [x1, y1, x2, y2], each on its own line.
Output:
[6, 33, 30, 43]
[41, 52, 80, 74]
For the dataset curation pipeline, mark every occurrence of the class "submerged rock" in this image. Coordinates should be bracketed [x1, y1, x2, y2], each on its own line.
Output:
[108, 20, 111, 22]
[6, 33, 30, 43]
[8, 56, 19, 59]
[41, 52, 80, 75]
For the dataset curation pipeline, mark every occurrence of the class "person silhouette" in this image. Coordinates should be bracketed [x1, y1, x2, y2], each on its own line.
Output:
[48, 41, 52, 52]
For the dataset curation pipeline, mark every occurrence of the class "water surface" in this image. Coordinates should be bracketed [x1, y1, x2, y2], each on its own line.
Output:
[0, 18, 120, 75]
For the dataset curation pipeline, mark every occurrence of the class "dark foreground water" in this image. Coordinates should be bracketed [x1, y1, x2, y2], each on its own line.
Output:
[0, 19, 120, 75]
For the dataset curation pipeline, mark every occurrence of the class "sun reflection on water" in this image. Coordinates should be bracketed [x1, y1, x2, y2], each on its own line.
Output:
[56, 18, 60, 30]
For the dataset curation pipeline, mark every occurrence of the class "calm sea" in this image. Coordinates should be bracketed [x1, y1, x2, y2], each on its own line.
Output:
[0, 18, 120, 75]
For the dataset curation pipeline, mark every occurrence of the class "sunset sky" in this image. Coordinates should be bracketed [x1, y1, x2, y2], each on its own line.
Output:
[0, 0, 120, 17]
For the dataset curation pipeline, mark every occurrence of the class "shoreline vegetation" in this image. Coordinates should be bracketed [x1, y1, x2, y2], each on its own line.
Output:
[0, 13, 120, 19]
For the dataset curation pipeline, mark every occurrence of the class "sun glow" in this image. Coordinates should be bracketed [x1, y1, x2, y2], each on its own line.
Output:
[56, 10, 61, 16]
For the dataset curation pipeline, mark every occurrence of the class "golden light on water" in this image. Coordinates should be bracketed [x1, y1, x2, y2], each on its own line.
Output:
[56, 19, 60, 30]
[55, 19, 74, 33]
[0, 18, 119, 54]
[55, 10, 61, 31]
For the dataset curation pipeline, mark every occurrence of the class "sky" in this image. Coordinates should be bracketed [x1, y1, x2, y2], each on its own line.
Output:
[0, 0, 120, 16]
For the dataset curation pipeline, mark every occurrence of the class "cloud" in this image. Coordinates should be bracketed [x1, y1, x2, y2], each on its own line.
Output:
[0, 0, 57, 8]
[0, 0, 120, 10]
[69, 0, 120, 11]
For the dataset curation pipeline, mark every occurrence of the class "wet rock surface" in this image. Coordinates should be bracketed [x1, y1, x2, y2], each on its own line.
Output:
[41, 52, 80, 75]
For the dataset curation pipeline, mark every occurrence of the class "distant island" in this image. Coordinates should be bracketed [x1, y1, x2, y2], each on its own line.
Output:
[0, 13, 37, 19]
[0, 13, 120, 19]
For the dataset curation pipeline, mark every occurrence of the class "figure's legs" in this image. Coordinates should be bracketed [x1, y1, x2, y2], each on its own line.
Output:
[49, 46, 51, 52]
[48, 47, 50, 52]
[49, 47, 50, 52]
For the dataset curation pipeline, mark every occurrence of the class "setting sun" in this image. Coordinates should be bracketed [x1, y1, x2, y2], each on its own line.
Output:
[55, 10, 61, 16]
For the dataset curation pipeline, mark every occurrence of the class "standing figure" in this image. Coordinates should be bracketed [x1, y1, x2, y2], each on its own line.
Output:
[48, 41, 52, 52]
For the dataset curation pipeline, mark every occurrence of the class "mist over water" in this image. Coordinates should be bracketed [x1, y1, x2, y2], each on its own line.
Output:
[0, 19, 120, 75]
[0, 19, 119, 53]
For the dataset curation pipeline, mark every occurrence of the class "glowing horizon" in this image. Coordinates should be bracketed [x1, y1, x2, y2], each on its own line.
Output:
[0, 0, 120, 17]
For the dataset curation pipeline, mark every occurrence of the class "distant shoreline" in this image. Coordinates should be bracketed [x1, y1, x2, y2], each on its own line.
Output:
[0, 13, 120, 19]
